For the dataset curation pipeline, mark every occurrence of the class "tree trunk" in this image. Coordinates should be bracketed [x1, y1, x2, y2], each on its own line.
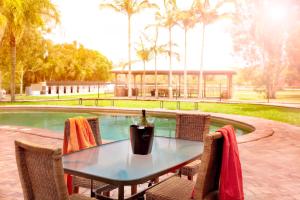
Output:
[154, 51, 158, 98]
[0, 71, 2, 99]
[10, 34, 16, 102]
[128, 15, 132, 97]
[20, 69, 24, 95]
[154, 27, 158, 98]
[184, 29, 188, 98]
[142, 61, 146, 97]
[168, 26, 173, 98]
[198, 23, 206, 99]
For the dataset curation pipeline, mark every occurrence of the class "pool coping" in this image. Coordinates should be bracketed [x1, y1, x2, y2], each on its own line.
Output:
[0, 105, 274, 143]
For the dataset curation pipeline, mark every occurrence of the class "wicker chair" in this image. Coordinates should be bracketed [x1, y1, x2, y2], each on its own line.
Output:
[64, 117, 116, 196]
[176, 113, 211, 181]
[146, 131, 223, 200]
[15, 139, 95, 200]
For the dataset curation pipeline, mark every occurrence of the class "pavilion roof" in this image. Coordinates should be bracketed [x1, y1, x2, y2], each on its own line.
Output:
[111, 69, 236, 75]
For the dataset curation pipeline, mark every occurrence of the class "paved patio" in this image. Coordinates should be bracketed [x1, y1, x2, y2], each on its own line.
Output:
[0, 113, 299, 199]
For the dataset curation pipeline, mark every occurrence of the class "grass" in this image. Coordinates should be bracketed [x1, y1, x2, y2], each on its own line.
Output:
[232, 89, 300, 103]
[1, 98, 299, 126]
[12, 89, 300, 103]
[14, 93, 113, 100]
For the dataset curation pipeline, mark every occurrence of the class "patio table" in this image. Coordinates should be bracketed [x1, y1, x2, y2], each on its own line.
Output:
[62, 137, 203, 200]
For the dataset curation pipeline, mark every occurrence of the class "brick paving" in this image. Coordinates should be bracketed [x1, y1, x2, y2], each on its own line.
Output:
[0, 113, 300, 199]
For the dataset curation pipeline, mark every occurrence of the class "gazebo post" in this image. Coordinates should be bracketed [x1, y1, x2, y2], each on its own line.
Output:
[140, 74, 142, 97]
[178, 74, 181, 97]
[114, 73, 118, 96]
[133, 74, 136, 91]
[155, 74, 158, 98]
[168, 73, 173, 98]
[110, 70, 235, 99]
[197, 73, 201, 98]
[204, 74, 206, 98]
[227, 73, 233, 98]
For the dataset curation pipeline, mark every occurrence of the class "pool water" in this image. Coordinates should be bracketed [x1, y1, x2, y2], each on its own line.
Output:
[0, 112, 246, 140]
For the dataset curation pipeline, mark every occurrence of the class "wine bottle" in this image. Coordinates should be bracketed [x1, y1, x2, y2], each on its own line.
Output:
[139, 109, 148, 127]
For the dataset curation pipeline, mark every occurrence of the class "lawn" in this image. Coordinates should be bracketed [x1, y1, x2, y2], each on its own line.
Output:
[1, 98, 299, 126]
[232, 88, 300, 103]
[13, 88, 300, 103]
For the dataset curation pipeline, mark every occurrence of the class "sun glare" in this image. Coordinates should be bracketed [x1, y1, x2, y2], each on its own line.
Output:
[267, 5, 288, 22]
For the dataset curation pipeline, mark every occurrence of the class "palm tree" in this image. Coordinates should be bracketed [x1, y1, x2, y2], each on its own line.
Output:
[156, 0, 178, 98]
[100, 0, 158, 97]
[177, 9, 197, 98]
[145, 24, 180, 99]
[192, 0, 235, 98]
[0, 0, 58, 101]
[145, 21, 160, 98]
[135, 34, 152, 97]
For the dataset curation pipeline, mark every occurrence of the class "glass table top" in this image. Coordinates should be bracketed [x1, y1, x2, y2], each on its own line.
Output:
[63, 137, 204, 185]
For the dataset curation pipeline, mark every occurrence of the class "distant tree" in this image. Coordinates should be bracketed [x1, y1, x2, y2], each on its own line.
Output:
[145, 25, 180, 99]
[17, 29, 45, 94]
[135, 34, 152, 97]
[44, 42, 112, 82]
[286, 23, 300, 86]
[0, 0, 59, 101]
[100, 0, 158, 97]
[192, 0, 235, 98]
[232, 0, 299, 98]
[156, 0, 179, 98]
[0, 34, 113, 93]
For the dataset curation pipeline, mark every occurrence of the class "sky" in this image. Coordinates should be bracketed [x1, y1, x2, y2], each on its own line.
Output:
[46, 0, 237, 71]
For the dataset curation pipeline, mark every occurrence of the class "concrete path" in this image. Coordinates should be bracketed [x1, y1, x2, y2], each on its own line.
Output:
[0, 114, 299, 199]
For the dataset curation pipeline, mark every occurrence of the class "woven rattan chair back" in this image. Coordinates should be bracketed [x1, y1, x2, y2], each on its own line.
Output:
[64, 117, 102, 145]
[176, 113, 210, 142]
[194, 132, 223, 200]
[15, 140, 69, 200]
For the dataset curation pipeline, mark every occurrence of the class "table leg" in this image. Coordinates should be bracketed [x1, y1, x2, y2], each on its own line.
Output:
[118, 186, 124, 200]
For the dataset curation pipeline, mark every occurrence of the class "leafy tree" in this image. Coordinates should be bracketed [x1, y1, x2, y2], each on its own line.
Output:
[100, 0, 158, 97]
[0, 11, 6, 42]
[44, 42, 112, 82]
[0, 32, 113, 93]
[17, 29, 45, 94]
[232, 0, 299, 98]
[0, 0, 59, 101]
[286, 21, 300, 86]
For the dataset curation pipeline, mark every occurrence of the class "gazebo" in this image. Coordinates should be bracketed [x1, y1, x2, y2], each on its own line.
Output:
[111, 69, 236, 98]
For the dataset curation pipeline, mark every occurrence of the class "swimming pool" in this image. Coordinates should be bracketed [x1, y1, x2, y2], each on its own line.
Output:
[0, 111, 247, 140]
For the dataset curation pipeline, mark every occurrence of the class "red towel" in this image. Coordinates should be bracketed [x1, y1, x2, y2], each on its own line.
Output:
[63, 117, 97, 194]
[218, 125, 244, 200]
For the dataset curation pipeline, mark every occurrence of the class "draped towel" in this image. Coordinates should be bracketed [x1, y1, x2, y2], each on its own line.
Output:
[63, 117, 96, 194]
[218, 125, 244, 200]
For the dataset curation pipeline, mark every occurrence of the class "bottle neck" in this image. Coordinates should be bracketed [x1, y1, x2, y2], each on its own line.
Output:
[140, 109, 148, 126]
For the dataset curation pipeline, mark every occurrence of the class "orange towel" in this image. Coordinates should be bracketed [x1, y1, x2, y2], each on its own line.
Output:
[218, 125, 244, 200]
[63, 117, 97, 194]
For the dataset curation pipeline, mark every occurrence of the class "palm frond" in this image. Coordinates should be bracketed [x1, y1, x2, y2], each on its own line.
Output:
[133, 0, 158, 14]
[99, 3, 122, 13]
